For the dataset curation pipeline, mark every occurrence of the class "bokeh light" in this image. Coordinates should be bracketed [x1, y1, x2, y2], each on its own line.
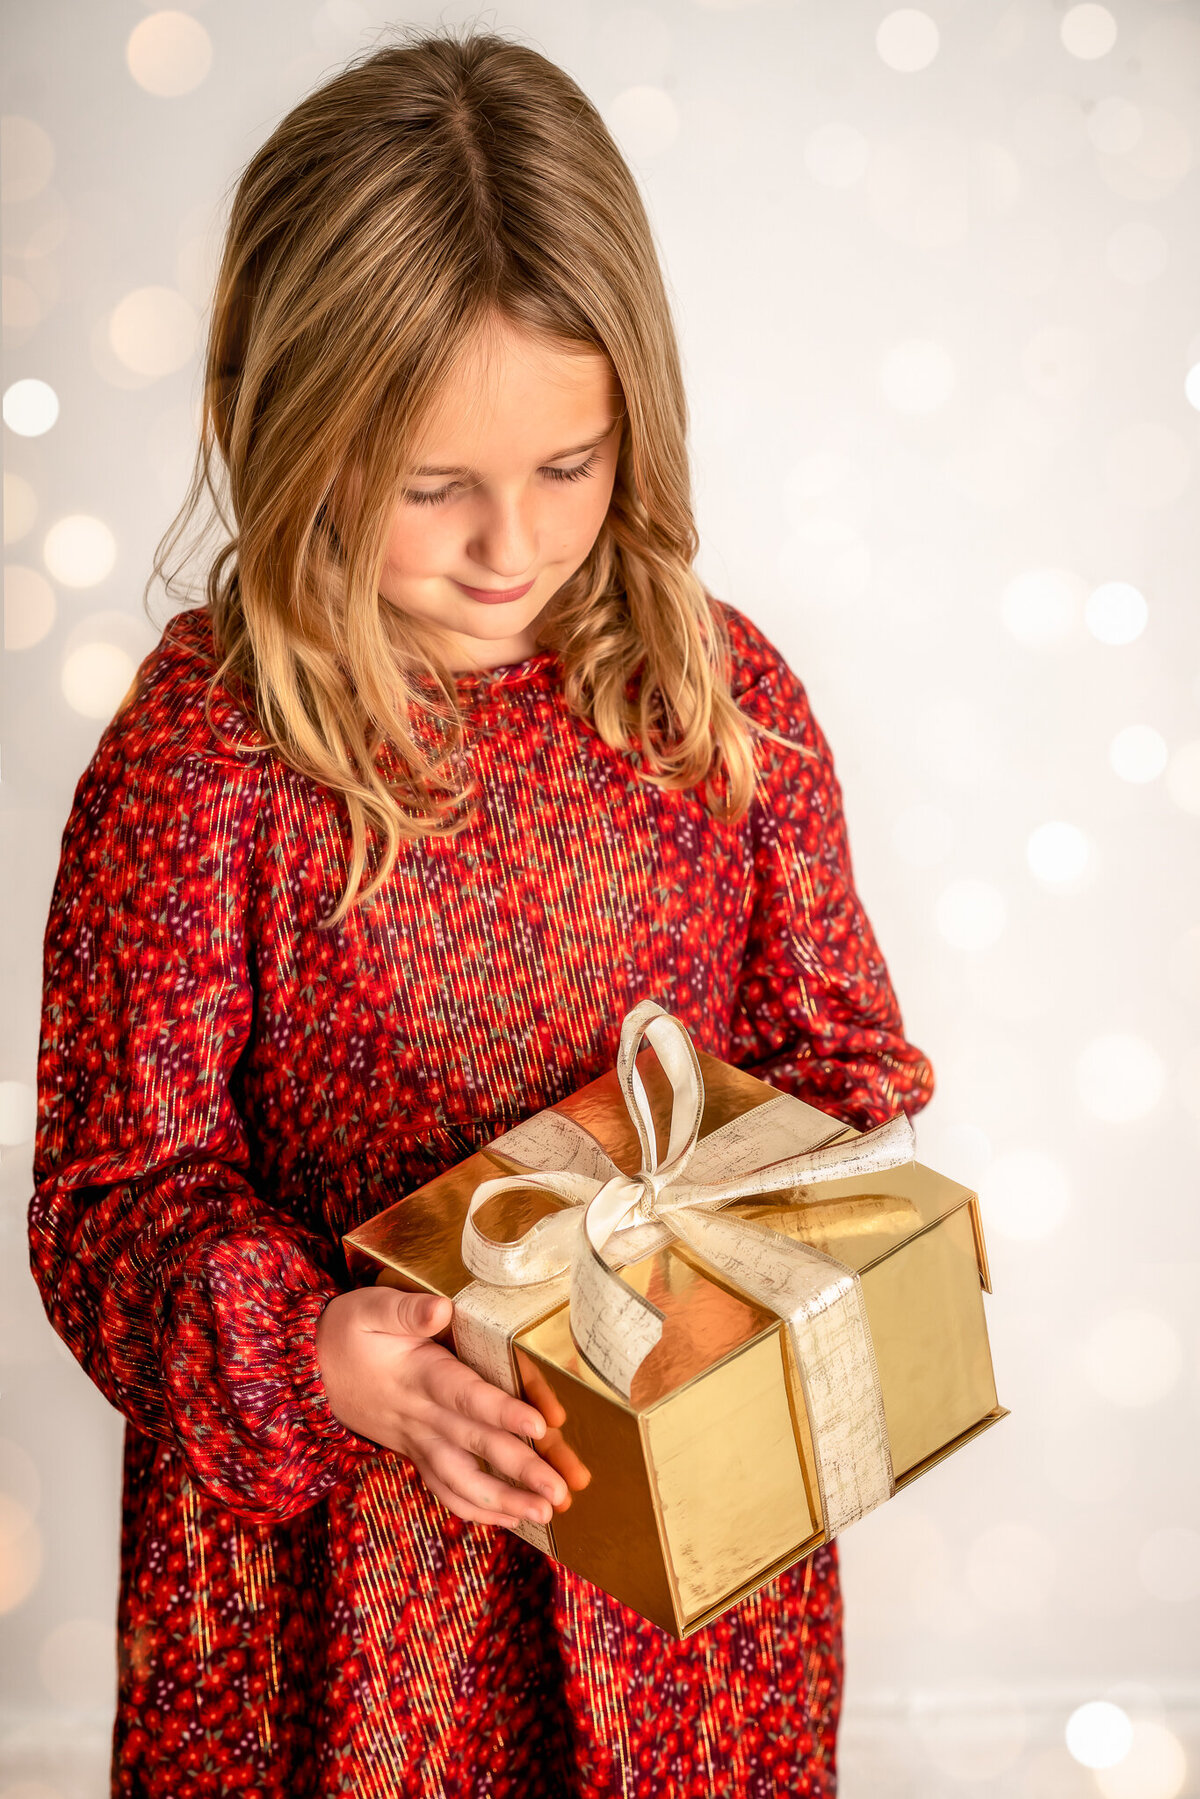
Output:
[1026, 820, 1092, 887]
[1066, 1701, 1134, 1770]
[0, 1493, 43, 1612]
[1086, 580, 1148, 644]
[965, 1521, 1055, 1615]
[1076, 1033, 1165, 1122]
[803, 123, 869, 188]
[1095, 1721, 1187, 1799]
[42, 514, 117, 588]
[108, 285, 198, 378]
[879, 339, 955, 413]
[126, 11, 214, 96]
[1001, 568, 1083, 647]
[1110, 725, 1167, 784]
[1060, 4, 1118, 59]
[1097, 105, 1193, 204]
[1104, 422, 1191, 509]
[1165, 741, 1200, 814]
[1080, 1308, 1182, 1407]
[1088, 97, 1142, 156]
[876, 10, 940, 72]
[934, 879, 1006, 952]
[4, 471, 38, 544]
[4, 565, 56, 650]
[978, 1149, 1071, 1241]
[3, 378, 59, 437]
[1136, 1526, 1200, 1604]
[0, 116, 55, 204]
[62, 641, 138, 720]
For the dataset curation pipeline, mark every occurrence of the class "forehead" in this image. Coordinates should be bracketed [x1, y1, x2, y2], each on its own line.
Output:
[412, 323, 622, 462]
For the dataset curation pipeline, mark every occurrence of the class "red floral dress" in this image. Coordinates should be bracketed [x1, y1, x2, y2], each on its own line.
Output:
[28, 600, 933, 1798]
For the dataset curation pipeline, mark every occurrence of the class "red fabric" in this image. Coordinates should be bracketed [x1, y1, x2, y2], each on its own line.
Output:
[29, 601, 933, 1797]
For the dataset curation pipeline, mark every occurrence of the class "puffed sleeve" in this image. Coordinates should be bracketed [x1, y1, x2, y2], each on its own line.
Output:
[27, 623, 376, 1523]
[721, 605, 934, 1130]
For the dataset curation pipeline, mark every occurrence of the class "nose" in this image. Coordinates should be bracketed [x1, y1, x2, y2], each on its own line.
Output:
[466, 489, 538, 582]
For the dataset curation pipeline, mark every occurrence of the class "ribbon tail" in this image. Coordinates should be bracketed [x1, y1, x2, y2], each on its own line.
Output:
[664, 1206, 896, 1537]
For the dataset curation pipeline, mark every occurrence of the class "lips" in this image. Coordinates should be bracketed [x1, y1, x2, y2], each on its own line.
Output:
[453, 577, 536, 604]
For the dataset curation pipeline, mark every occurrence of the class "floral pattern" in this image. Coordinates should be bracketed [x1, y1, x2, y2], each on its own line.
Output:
[29, 600, 933, 1796]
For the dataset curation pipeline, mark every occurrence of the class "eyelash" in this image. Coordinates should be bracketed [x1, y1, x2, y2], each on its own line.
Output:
[404, 449, 602, 508]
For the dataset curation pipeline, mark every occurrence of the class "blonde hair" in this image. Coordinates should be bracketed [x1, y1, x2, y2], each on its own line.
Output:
[152, 25, 767, 927]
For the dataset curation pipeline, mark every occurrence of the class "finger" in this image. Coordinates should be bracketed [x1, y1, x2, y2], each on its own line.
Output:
[443, 1418, 569, 1507]
[424, 1442, 557, 1524]
[389, 1289, 454, 1339]
[420, 1350, 548, 1443]
[518, 1360, 568, 1430]
[418, 1466, 526, 1529]
[540, 1435, 592, 1495]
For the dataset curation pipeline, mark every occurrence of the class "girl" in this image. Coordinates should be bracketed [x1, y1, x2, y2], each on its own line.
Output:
[29, 27, 933, 1798]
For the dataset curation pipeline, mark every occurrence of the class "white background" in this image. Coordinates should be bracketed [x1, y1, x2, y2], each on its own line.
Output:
[2, 2, 1198, 1796]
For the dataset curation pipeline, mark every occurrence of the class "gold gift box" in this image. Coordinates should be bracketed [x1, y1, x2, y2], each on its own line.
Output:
[343, 1049, 1007, 1639]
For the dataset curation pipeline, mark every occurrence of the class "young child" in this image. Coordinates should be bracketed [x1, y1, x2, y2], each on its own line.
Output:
[29, 27, 932, 1798]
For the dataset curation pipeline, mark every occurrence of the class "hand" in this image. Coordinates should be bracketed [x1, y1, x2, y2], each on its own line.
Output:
[315, 1285, 570, 1528]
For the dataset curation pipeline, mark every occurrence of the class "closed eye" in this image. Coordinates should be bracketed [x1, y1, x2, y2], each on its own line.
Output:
[403, 450, 602, 509]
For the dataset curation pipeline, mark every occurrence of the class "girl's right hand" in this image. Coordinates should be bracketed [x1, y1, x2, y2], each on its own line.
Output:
[314, 1285, 570, 1528]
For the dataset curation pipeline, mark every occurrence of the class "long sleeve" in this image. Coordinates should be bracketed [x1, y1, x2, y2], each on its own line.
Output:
[27, 654, 375, 1523]
[724, 611, 934, 1131]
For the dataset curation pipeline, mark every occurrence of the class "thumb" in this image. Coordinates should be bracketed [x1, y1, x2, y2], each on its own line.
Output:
[392, 1289, 453, 1338]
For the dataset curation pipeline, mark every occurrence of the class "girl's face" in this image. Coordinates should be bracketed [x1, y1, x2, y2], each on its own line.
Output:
[379, 321, 624, 672]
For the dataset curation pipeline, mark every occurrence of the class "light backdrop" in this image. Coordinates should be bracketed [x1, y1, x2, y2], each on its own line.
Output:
[2, 2, 1198, 1795]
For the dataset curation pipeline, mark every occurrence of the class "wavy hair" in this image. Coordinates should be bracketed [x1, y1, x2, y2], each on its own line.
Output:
[151, 24, 774, 927]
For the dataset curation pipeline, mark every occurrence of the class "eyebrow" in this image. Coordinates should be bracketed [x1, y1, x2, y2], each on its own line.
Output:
[411, 424, 615, 479]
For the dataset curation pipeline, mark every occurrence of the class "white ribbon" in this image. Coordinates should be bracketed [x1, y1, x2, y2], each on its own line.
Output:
[455, 999, 916, 1539]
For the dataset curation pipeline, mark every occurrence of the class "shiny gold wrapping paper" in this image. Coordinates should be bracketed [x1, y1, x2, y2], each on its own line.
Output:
[343, 1049, 1007, 1638]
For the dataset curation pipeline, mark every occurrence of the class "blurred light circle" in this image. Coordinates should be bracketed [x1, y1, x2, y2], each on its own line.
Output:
[1136, 1526, 1200, 1603]
[965, 1521, 1055, 1615]
[1081, 1309, 1182, 1406]
[1077, 1032, 1165, 1122]
[1014, 93, 1087, 168]
[43, 515, 116, 588]
[0, 1080, 37, 1146]
[892, 802, 953, 867]
[1095, 1721, 1187, 1799]
[4, 565, 56, 650]
[3, 378, 58, 437]
[4, 471, 37, 544]
[0, 1494, 42, 1612]
[880, 339, 955, 413]
[876, 9, 939, 72]
[1026, 820, 1091, 886]
[62, 641, 137, 719]
[126, 11, 213, 96]
[909, 1682, 1028, 1781]
[38, 1618, 115, 1709]
[934, 879, 1006, 953]
[1105, 221, 1168, 286]
[804, 122, 869, 187]
[1110, 725, 1167, 784]
[108, 286, 197, 379]
[1001, 568, 1082, 647]
[607, 86, 679, 158]
[1186, 365, 1200, 411]
[1103, 422, 1191, 509]
[1165, 741, 1200, 815]
[1067, 1701, 1134, 1770]
[0, 116, 55, 204]
[1088, 97, 1142, 155]
[1061, 4, 1118, 59]
[1097, 106, 1194, 202]
[978, 1149, 1070, 1241]
[784, 450, 854, 510]
[1086, 580, 1147, 644]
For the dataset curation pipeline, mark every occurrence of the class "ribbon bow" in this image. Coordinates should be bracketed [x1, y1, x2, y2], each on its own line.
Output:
[457, 999, 916, 1537]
